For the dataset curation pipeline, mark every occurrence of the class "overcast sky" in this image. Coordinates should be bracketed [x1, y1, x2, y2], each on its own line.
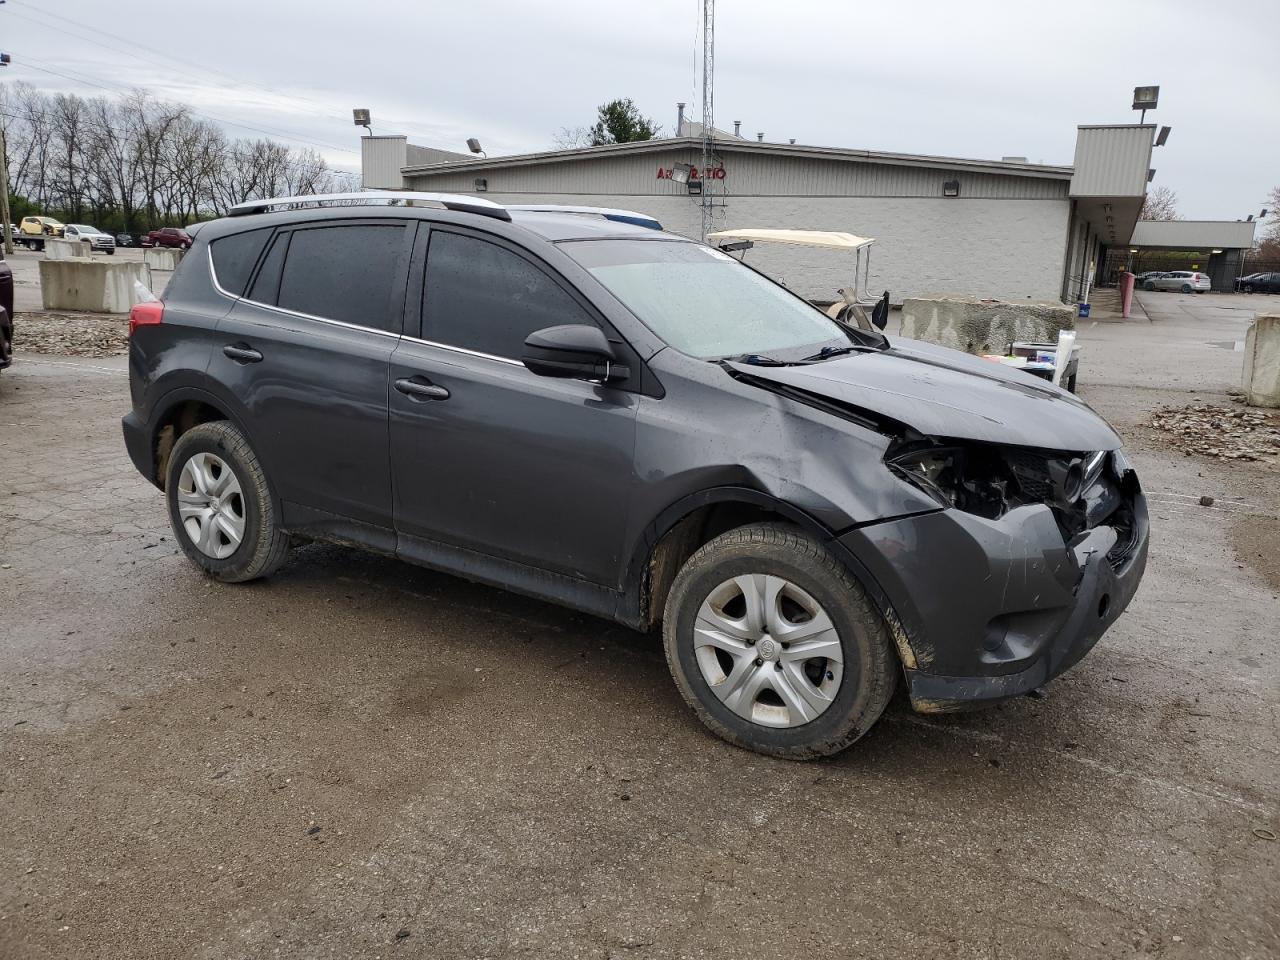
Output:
[3, 0, 1276, 223]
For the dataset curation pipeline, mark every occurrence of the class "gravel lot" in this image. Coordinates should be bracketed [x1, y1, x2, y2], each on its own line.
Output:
[0, 290, 1278, 959]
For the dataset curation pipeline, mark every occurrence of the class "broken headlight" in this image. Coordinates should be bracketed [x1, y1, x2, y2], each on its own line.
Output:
[886, 443, 1014, 520]
[888, 441, 1109, 534]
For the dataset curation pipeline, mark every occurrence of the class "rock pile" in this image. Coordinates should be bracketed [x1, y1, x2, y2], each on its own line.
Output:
[1148, 402, 1280, 463]
[15, 312, 129, 357]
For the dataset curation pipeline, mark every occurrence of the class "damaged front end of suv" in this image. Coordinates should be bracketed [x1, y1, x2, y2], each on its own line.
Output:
[846, 426, 1149, 712]
[723, 338, 1149, 714]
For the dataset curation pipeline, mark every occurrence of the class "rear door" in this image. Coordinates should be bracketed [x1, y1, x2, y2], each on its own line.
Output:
[211, 219, 412, 530]
[388, 225, 638, 586]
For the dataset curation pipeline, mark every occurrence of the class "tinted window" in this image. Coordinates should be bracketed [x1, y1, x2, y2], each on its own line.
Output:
[276, 224, 405, 332]
[422, 231, 594, 357]
[247, 232, 288, 305]
[210, 228, 271, 297]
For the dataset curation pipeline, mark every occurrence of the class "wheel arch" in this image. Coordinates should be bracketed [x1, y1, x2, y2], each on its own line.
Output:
[146, 385, 254, 489]
[619, 486, 901, 638]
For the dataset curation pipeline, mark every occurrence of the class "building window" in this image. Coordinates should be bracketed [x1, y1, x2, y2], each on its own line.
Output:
[943, 180, 960, 198]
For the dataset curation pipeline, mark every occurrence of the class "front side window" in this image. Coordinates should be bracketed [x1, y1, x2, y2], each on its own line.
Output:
[274, 224, 406, 333]
[562, 239, 847, 360]
[422, 230, 595, 358]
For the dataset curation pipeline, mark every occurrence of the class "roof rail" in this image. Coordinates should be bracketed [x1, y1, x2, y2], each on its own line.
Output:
[227, 191, 512, 222]
[506, 204, 663, 231]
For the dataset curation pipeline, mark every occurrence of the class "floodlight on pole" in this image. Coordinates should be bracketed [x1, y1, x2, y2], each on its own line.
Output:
[1132, 85, 1159, 123]
[670, 162, 693, 184]
[352, 108, 372, 135]
[467, 138, 486, 158]
[1155, 125, 1171, 147]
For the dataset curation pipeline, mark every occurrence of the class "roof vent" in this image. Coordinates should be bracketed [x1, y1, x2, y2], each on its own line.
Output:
[1001, 156, 1028, 163]
[757, 132, 764, 142]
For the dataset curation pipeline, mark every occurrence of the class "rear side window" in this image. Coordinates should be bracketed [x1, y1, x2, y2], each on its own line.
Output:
[247, 232, 288, 305]
[210, 228, 271, 297]
[422, 231, 595, 358]
[275, 224, 406, 332]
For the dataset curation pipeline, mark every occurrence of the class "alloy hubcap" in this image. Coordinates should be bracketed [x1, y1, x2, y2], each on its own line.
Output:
[693, 575, 844, 728]
[177, 452, 246, 560]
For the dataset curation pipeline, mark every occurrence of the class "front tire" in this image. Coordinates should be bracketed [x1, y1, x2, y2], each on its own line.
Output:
[662, 523, 898, 759]
[165, 421, 289, 583]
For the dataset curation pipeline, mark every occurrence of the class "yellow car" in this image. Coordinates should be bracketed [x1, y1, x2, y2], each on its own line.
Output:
[18, 216, 65, 249]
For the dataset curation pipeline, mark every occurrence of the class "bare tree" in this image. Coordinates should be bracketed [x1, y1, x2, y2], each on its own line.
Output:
[1, 80, 358, 230]
[552, 126, 592, 150]
[1140, 185, 1181, 222]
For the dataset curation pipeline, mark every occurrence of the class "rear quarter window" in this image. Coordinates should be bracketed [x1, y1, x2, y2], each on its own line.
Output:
[209, 228, 271, 297]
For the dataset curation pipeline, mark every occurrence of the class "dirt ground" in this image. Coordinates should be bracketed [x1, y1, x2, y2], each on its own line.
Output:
[1, 289, 1278, 959]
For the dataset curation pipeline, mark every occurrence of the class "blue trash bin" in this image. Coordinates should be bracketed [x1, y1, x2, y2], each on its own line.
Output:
[1078, 303, 1091, 318]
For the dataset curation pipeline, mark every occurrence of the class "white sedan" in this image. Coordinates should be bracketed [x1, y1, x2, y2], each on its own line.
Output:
[1145, 270, 1210, 293]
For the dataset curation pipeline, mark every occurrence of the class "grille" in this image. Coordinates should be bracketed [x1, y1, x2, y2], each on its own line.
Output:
[1005, 450, 1054, 502]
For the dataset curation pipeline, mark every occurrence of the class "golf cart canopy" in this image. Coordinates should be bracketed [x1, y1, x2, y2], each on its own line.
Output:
[706, 229, 874, 252]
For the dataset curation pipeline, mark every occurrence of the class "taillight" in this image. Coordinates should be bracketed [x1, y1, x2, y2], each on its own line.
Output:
[128, 300, 164, 336]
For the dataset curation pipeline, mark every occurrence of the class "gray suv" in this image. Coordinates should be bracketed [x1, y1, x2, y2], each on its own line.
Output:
[122, 192, 1149, 758]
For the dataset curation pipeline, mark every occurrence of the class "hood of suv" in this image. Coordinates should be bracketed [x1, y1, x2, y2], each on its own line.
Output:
[728, 336, 1121, 451]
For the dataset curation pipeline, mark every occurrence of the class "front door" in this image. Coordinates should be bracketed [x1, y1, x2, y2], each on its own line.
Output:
[389, 227, 637, 587]
[211, 220, 412, 528]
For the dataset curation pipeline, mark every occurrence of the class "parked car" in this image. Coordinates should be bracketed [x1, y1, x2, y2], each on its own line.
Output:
[17, 215, 65, 250]
[116, 233, 136, 248]
[0, 245, 12, 373]
[1234, 272, 1280, 294]
[141, 227, 193, 249]
[1145, 270, 1210, 293]
[1134, 271, 1167, 286]
[121, 193, 1149, 759]
[62, 224, 117, 254]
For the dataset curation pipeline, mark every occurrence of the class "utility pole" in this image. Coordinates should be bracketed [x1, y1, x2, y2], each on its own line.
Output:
[0, 124, 13, 255]
[0, 50, 11, 255]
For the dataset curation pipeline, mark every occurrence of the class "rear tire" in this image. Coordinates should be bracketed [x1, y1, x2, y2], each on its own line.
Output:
[165, 421, 289, 583]
[662, 522, 898, 759]
[1181, 284, 1192, 293]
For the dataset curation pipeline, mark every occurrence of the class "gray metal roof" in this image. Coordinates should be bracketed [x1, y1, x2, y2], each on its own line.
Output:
[1129, 219, 1257, 249]
[401, 135, 1073, 181]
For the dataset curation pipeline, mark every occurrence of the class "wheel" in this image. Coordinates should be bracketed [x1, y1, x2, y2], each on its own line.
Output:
[106, 249, 115, 256]
[165, 421, 290, 583]
[1181, 284, 1192, 293]
[1143, 282, 1155, 290]
[662, 522, 898, 759]
[1244, 284, 1254, 294]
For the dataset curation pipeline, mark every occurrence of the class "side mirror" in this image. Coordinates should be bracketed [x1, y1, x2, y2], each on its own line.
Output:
[522, 324, 629, 383]
[871, 290, 890, 330]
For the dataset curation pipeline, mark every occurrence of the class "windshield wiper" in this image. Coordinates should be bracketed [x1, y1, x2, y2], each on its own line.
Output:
[799, 344, 878, 362]
[731, 353, 793, 366]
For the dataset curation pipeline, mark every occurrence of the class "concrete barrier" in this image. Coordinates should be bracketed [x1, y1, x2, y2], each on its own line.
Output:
[43, 238, 83, 261]
[143, 247, 185, 271]
[1242, 314, 1280, 408]
[38, 259, 153, 314]
[899, 296, 1075, 355]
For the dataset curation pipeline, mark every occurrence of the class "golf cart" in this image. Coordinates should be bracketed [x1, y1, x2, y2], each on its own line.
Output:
[706, 228, 890, 332]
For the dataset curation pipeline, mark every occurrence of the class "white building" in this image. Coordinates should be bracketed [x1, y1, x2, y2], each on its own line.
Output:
[361, 125, 1170, 305]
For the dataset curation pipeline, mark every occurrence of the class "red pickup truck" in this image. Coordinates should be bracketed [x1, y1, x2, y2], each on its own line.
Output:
[141, 227, 193, 249]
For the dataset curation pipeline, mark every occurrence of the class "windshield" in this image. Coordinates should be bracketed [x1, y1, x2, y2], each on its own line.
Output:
[561, 239, 852, 360]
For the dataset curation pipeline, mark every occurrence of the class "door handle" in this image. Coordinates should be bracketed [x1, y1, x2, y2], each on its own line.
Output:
[223, 344, 263, 364]
[395, 377, 450, 401]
